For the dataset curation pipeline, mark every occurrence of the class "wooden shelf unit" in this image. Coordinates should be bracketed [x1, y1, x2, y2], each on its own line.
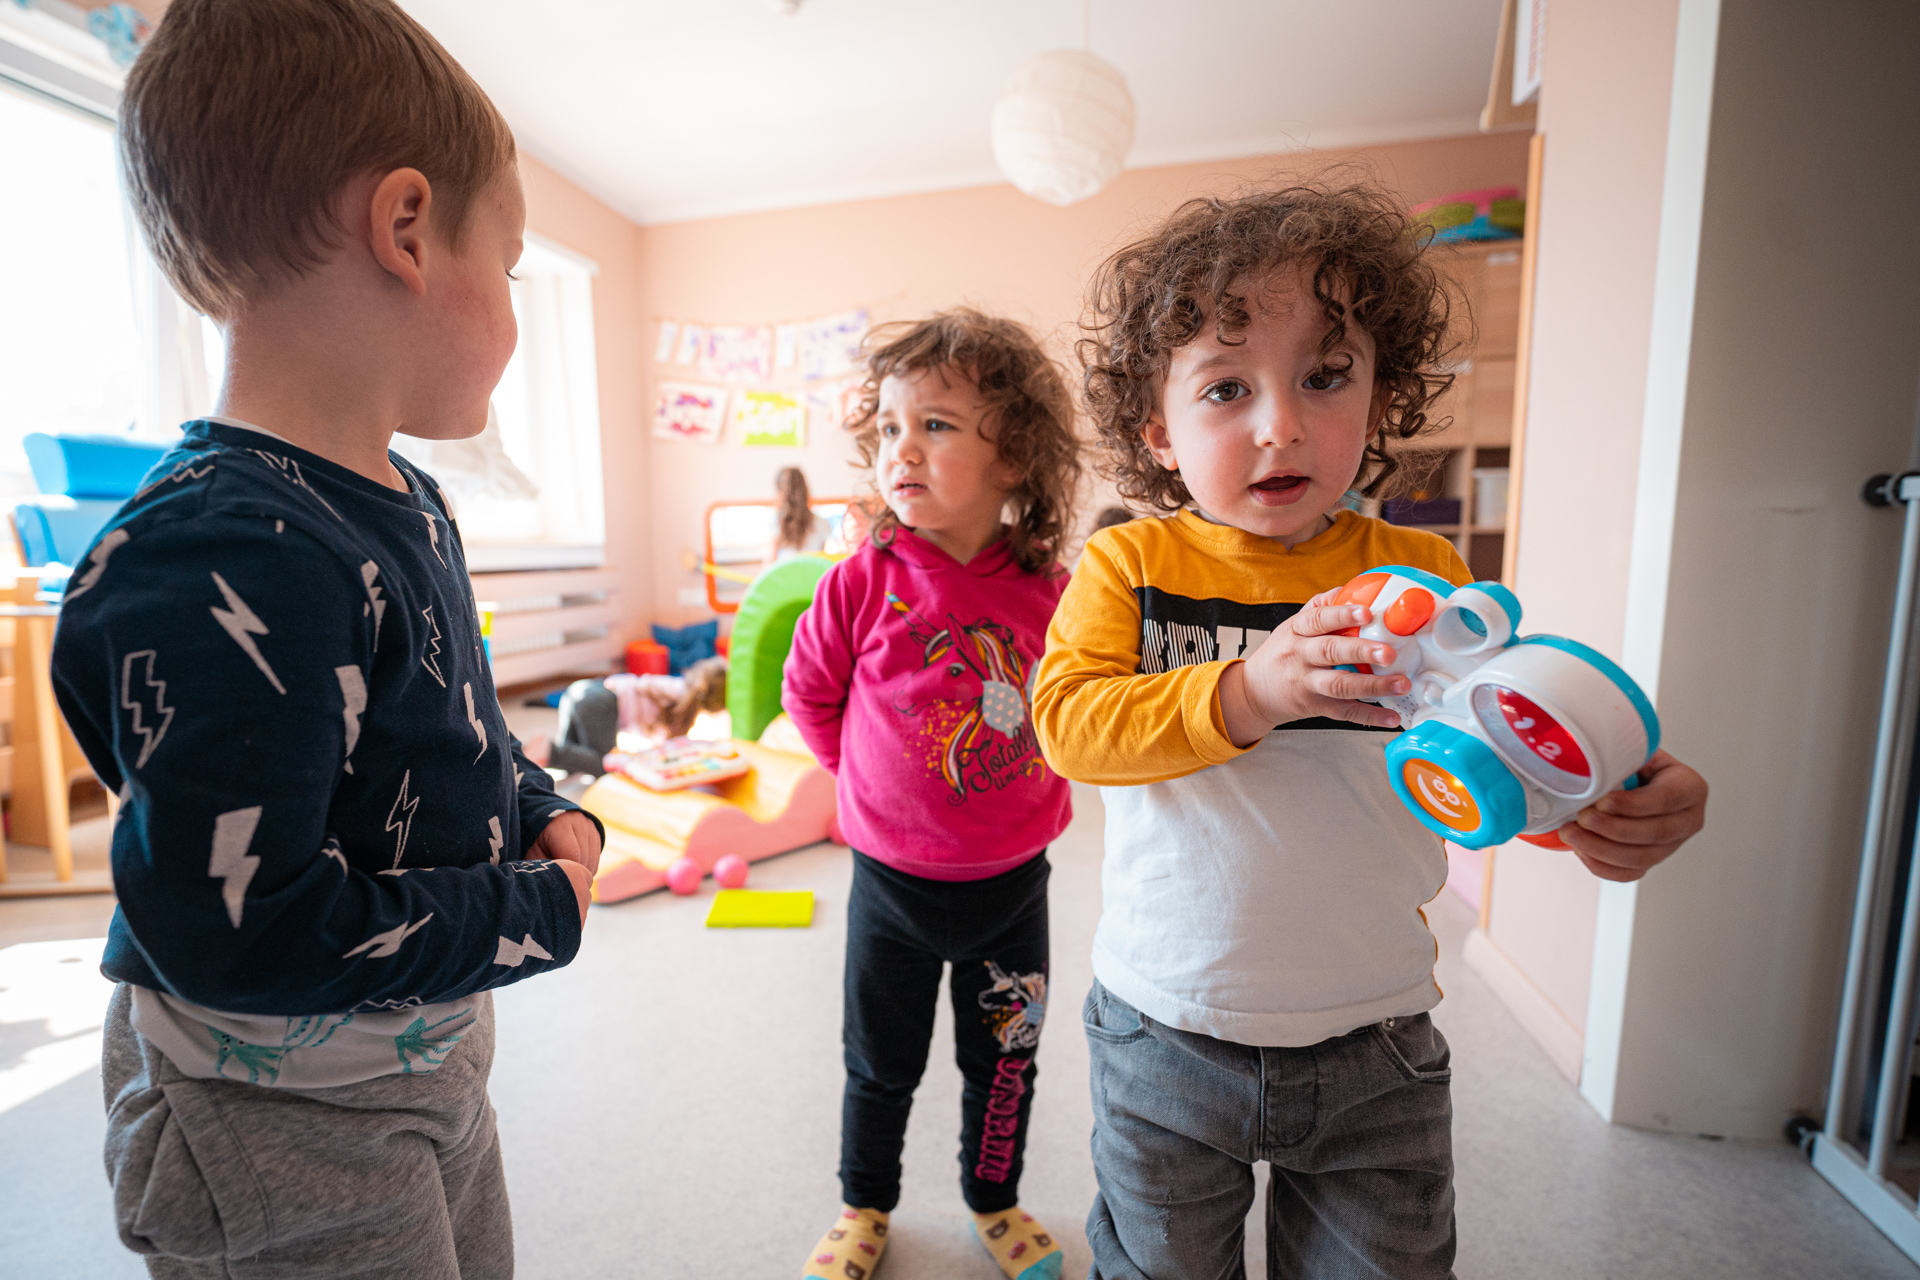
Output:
[1362, 238, 1525, 583]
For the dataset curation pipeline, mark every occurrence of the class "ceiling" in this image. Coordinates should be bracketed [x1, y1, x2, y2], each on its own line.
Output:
[401, 0, 1505, 226]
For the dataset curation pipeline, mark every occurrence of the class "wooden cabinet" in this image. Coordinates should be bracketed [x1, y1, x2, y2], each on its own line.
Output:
[1364, 240, 1525, 582]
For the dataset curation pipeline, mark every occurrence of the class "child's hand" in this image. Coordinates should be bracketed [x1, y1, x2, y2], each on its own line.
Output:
[532, 810, 603, 878]
[1217, 589, 1411, 747]
[1557, 749, 1708, 882]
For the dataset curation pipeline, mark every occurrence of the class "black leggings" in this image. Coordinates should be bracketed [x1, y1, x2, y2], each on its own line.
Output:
[840, 848, 1050, 1214]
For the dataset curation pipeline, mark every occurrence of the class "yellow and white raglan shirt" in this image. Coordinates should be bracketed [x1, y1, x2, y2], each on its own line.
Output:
[1033, 508, 1472, 1047]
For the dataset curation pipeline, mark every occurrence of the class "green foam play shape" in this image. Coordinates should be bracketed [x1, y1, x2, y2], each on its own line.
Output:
[727, 554, 831, 742]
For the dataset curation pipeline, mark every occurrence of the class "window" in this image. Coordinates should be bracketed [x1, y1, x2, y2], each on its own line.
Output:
[0, 81, 143, 501]
[387, 235, 607, 570]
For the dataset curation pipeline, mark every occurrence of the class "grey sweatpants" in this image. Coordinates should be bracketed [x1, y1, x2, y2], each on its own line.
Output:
[102, 984, 513, 1279]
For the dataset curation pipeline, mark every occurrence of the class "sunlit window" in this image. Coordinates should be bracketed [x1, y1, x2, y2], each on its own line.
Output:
[388, 235, 607, 570]
[0, 82, 142, 500]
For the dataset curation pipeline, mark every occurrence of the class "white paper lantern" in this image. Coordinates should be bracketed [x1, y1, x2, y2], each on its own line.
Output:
[990, 50, 1136, 207]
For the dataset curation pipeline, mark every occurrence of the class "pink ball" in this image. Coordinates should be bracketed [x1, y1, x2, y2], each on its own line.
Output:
[713, 854, 749, 889]
[665, 857, 702, 896]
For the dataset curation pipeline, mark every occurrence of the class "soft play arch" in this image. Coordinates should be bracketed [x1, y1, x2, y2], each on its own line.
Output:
[727, 554, 831, 742]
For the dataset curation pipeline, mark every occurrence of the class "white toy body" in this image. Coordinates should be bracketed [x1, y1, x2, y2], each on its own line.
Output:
[1335, 566, 1661, 849]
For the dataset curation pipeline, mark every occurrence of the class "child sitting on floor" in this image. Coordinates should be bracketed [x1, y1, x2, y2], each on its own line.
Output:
[783, 309, 1084, 1280]
[1033, 181, 1709, 1279]
[50, 3, 601, 1276]
[525, 656, 728, 776]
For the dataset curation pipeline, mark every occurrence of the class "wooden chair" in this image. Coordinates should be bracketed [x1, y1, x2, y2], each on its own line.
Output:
[0, 573, 102, 890]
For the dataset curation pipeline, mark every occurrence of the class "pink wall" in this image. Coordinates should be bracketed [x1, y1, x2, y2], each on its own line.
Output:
[634, 132, 1531, 625]
[518, 156, 651, 645]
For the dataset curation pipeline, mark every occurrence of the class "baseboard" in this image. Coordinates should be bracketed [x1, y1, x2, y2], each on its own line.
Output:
[1462, 927, 1585, 1082]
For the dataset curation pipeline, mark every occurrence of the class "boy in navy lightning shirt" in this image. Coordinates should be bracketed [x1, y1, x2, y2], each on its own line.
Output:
[50, 2, 601, 1275]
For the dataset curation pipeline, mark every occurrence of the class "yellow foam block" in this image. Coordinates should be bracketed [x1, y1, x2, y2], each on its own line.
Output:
[704, 889, 814, 929]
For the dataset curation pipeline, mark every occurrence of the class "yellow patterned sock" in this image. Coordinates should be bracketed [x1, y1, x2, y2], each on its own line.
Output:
[972, 1207, 1063, 1280]
[802, 1206, 889, 1280]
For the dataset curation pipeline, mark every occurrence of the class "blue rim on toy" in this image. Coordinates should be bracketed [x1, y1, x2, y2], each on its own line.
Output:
[1513, 636, 1661, 759]
[1463, 580, 1522, 635]
[1385, 722, 1530, 849]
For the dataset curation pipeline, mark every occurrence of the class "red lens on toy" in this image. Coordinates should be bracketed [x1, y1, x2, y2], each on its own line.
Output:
[1492, 688, 1590, 777]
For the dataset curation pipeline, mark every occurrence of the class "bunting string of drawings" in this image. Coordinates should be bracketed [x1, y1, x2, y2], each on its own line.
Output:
[648, 309, 868, 446]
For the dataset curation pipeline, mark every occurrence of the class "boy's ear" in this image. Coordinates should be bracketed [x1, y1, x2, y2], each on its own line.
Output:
[367, 168, 434, 297]
[1142, 411, 1179, 473]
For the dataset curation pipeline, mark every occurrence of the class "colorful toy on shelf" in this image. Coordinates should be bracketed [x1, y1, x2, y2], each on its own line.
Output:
[713, 854, 750, 889]
[1408, 186, 1525, 243]
[1334, 565, 1660, 850]
[609, 738, 753, 791]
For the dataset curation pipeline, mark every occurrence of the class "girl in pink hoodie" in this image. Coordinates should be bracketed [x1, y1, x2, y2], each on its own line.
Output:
[785, 310, 1083, 1280]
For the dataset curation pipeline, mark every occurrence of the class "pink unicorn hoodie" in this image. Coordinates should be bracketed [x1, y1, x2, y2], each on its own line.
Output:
[782, 526, 1073, 881]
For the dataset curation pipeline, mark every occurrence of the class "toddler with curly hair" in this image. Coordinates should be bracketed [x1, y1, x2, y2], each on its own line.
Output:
[1032, 182, 1709, 1278]
[784, 309, 1084, 1280]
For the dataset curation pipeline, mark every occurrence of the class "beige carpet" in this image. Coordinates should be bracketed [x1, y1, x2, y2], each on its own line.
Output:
[0, 778, 1912, 1278]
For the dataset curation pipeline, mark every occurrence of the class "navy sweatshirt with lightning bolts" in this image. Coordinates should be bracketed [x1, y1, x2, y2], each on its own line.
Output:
[52, 420, 598, 1015]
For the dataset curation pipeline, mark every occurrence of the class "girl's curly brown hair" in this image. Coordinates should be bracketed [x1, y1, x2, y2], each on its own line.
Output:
[847, 308, 1083, 574]
[1078, 181, 1461, 511]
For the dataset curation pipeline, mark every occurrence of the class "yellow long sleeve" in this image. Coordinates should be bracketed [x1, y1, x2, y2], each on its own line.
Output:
[1032, 510, 1470, 787]
[1033, 535, 1246, 785]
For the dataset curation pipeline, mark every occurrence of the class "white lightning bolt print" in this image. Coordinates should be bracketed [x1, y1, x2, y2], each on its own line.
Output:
[422, 512, 445, 565]
[463, 682, 488, 762]
[119, 650, 175, 769]
[361, 561, 387, 651]
[209, 573, 286, 693]
[493, 934, 554, 967]
[132, 455, 217, 501]
[208, 806, 263, 928]
[386, 770, 419, 869]
[321, 838, 348, 877]
[343, 915, 433, 960]
[487, 815, 505, 865]
[419, 606, 445, 687]
[249, 449, 341, 519]
[65, 527, 130, 602]
[335, 665, 367, 773]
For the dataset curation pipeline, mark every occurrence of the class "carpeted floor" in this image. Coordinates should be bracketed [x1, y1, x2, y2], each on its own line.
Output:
[0, 781, 1912, 1278]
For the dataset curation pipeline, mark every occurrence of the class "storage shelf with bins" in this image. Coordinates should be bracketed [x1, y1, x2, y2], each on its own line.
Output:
[1359, 239, 1524, 583]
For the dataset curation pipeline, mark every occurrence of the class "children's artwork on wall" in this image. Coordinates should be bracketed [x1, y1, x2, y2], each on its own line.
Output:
[699, 326, 776, 383]
[798, 310, 868, 380]
[806, 376, 864, 439]
[734, 390, 807, 448]
[673, 324, 706, 366]
[654, 382, 729, 443]
[653, 321, 680, 363]
[774, 323, 799, 370]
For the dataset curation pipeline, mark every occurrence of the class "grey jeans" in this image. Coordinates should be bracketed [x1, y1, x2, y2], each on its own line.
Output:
[102, 985, 512, 1279]
[1082, 980, 1455, 1280]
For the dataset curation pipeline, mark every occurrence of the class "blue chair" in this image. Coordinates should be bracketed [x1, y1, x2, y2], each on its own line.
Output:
[11, 433, 169, 567]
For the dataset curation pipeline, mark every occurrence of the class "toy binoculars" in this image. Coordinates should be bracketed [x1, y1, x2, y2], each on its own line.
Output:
[1334, 565, 1661, 850]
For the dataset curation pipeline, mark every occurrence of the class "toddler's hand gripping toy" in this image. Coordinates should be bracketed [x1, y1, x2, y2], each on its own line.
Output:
[1334, 566, 1661, 850]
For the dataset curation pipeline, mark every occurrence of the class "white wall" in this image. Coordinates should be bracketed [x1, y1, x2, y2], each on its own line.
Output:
[1586, 0, 1920, 1137]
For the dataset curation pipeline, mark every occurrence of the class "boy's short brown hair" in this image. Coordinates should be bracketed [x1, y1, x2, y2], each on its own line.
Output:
[1078, 181, 1458, 511]
[847, 309, 1084, 575]
[120, 0, 516, 320]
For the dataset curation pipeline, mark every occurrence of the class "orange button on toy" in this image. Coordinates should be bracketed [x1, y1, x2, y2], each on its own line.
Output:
[1402, 758, 1482, 832]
